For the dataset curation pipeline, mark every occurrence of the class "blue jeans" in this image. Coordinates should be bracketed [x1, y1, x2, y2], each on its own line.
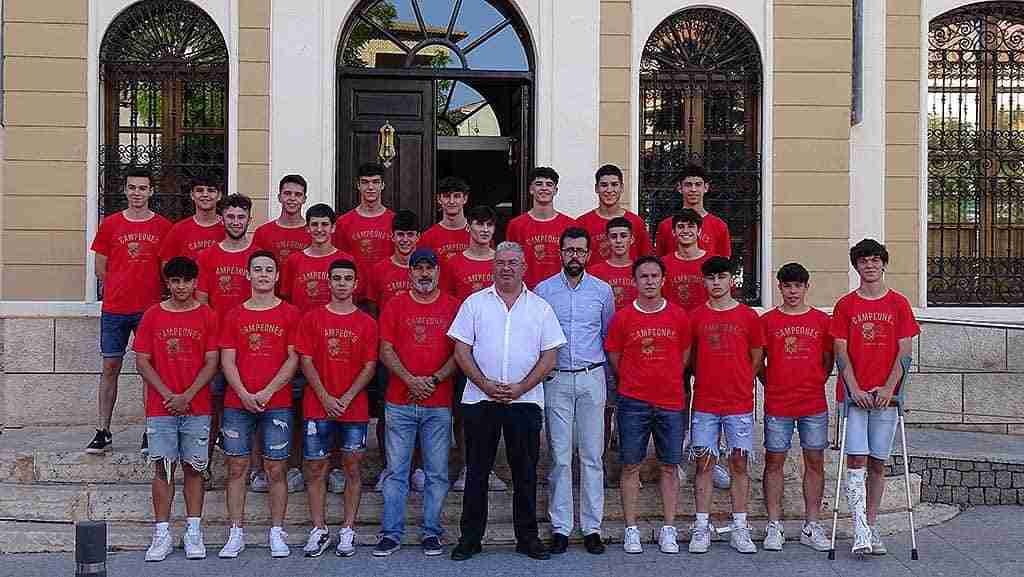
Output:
[221, 407, 293, 460]
[764, 412, 830, 453]
[617, 395, 686, 465]
[303, 420, 367, 460]
[146, 415, 211, 473]
[844, 405, 898, 460]
[689, 411, 754, 458]
[381, 403, 451, 541]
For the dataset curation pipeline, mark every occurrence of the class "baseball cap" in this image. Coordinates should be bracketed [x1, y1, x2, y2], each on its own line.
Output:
[409, 247, 439, 267]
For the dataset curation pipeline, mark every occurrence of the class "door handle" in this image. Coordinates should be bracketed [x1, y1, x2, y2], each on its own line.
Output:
[378, 121, 396, 168]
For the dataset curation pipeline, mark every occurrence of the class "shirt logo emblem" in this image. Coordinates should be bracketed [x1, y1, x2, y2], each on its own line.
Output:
[327, 336, 342, 358]
[126, 242, 141, 258]
[862, 322, 876, 342]
[248, 332, 263, 352]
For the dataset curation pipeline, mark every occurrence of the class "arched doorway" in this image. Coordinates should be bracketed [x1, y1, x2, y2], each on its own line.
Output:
[336, 0, 535, 237]
[928, 1, 1024, 305]
[639, 7, 763, 304]
[98, 0, 229, 222]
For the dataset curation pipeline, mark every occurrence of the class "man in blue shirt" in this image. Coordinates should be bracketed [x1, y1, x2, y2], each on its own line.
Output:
[536, 227, 615, 555]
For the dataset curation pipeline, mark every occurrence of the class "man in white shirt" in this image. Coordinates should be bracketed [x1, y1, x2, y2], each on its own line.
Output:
[447, 241, 567, 562]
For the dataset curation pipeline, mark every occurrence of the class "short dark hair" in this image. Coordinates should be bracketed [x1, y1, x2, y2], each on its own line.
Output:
[189, 175, 220, 191]
[357, 162, 386, 179]
[305, 203, 336, 224]
[675, 164, 709, 185]
[606, 216, 633, 233]
[467, 205, 496, 226]
[329, 258, 358, 278]
[595, 164, 623, 184]
[124, 167, 152, 182]
[701, 256, 735, 277]
[279, 174, 307, 193]
[672, 208, 703, 229]
[777, 262, 810, 284]
[528, 166, 559, 184]
[248, 250, 278, 270]
[850, 238, 889, 267]
[221, 193, 252, 213]
[163, 256, 198, 280]
[392, 210, 418, 233]
[560, 226, 590, 250]
[438, 176, 470, 195]
[633, 255, 665, 277]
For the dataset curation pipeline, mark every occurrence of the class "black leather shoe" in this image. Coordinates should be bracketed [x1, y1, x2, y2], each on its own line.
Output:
[515, 538, 551, 560]
[450, 542, 482, 561]
[583, 533, 606, 555]
[549, 533, 569, 554]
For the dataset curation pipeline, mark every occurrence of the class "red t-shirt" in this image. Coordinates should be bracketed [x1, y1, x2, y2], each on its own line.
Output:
[379, 292, 459, 407]
[761, 307, 833, 417]
[196, 242, 261, 322]
[605, 302, 692, 411]
[419, 223, 470, 264]
[367, 258, 412, 310]
[281, 249, 355, 313]
[505, 212, 577, 288]
[829, 290, 920, 400]
[334, 209, 394, 275]
[690, 303, 765, 415]
[588, 260, 637, 310]
[133, 303, 219, 417]
[655, 212, 731, 258]
[295, 306, 378, 422]
[253, 220, 311, 265]
[442, 253, 494, 302]
[159, 216, 224, 263]
[663, 252, 711, 311]
[577, 209, 653, 263]
[91, 212, 173, 314]
[219, 301, 302, 411]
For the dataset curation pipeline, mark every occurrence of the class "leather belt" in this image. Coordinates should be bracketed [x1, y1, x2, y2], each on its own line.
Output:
[554, 362, 604, 374]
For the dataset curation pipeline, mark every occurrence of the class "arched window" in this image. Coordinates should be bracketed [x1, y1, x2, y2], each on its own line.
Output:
[639, 8, 763, 304]
[928, 1, 1024, 305]
[98, 0, 229, 221]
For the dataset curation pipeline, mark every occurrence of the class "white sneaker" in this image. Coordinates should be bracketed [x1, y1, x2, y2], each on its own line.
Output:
[250, 470, 269, 493]
[712, 463, 732, 489]
[328, 469, 346, 494]
[869, 526, 887, 555]
[453, 467, 467, 491]
[145, 529, 173, 562]
[183, 529, 207, 560]
[688, 523, 711, 554]
[729, 524, 757, 554]
[411, 468, 426, 492]
[269, 527, 290, 558]
[218, 527, 245, 558]
[488, 472, 507, 491]
[303, 527, 331, 557]
[800, 521, 830, 552]
[335, 527, 356, 557]
[623, 525, 643, 554]
[287, 468, 305, 493]
[374, 471, 387, 492]
[763, 520, 784, 551]
[658, 525, 679, 554]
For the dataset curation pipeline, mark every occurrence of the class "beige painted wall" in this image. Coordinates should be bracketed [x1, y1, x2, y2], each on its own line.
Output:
[773, 0, 854, 307]
[885, 0, 922, 304]
[239, 0, 271, 222]
[599, 0, 631, 209]
[2, 0, 89, 300]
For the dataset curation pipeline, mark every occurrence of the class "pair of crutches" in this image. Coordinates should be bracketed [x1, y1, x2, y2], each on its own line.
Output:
[827, 356, 918, 561]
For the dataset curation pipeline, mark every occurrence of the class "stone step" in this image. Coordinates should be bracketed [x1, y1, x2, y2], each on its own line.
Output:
[0, 503, 960, 554]
[0, 474, 919, 526]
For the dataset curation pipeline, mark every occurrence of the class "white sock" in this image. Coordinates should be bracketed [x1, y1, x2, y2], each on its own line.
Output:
[186, 517, 201, 534]
[230, 525, 243, 534]
[695, 513, 709, 528]
[732, 512, 747, 527]
[155, 522, 170, 536]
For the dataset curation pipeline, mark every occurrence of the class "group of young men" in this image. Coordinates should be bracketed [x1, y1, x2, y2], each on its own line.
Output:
[88, 161, 918, 563]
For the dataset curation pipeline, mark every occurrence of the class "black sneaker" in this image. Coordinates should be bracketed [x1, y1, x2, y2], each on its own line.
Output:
[422, 536, 443, 556]
[140, 432, 148, 456]
[372, 536, 400, 557]
[85, 429, 111, 454]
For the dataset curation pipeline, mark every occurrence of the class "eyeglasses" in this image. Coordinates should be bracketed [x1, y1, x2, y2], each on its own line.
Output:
[561, 248, 589, 256]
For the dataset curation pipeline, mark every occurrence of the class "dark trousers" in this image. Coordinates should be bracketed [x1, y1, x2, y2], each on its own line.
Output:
[459, 401, 542, 546]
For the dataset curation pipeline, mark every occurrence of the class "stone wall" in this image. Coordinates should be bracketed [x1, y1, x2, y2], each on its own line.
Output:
[888, 455, 1024, 506]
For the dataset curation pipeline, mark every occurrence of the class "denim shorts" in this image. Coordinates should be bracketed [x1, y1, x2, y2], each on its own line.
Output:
[221, 407, 293, 460]
[100, 311, 144, 358]
[764, 412, 829, 453]
[844, 405, 898, 461]
[146, 415, 212, 472]
[617, 395, 686, 465]
[303, 419, 368, 460]
[689, 411, 754, 458]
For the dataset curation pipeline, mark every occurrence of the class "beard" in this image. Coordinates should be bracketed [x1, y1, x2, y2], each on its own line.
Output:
[563, 262, 584, 277]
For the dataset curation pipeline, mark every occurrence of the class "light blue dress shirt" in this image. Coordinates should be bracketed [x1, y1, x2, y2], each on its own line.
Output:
[535, 271, 615, 370]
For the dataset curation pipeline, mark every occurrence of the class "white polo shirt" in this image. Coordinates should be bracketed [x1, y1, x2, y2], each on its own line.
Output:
[447, 283, 567, 407]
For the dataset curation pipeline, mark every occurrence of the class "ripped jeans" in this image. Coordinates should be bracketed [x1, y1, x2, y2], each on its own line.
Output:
[221, 408, 293, 461]
[688, 411, 754, 460]
[146, 415, 212, 473]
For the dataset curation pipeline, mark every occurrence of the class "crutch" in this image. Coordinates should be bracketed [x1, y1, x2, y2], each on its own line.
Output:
[827, 374, 851, 561]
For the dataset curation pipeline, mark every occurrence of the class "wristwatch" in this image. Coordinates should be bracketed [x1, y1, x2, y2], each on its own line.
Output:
[430, 375, 440, 386]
